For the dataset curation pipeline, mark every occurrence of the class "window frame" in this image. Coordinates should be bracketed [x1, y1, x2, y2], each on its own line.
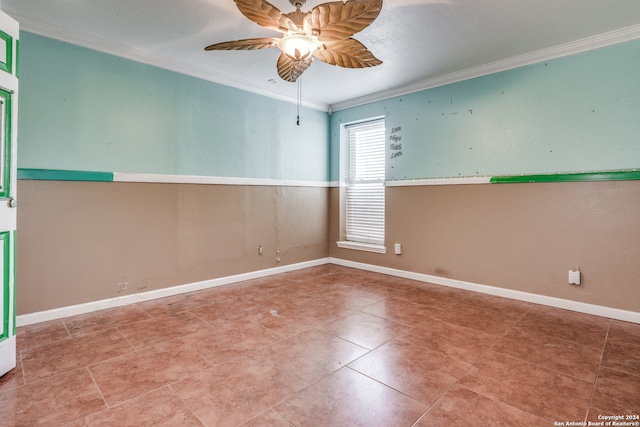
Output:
[336, 117, 387, 254]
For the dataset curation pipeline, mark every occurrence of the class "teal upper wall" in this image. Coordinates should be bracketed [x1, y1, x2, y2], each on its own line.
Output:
[19, 32, 640, 183]
[330, 39, 640, 181]
[18, 32, 330, 181]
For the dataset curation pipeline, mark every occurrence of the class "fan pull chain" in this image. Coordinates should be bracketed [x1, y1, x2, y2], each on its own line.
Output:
[297, 76, 302, 126]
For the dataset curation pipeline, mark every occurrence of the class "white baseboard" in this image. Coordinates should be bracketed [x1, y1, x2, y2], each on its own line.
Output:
[330, 258, 640, 324]
[17, 256, 639, 327]
[16, 258, 330, 327]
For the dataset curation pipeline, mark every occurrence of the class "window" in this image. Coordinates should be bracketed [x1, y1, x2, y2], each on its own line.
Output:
[338, 118, 386, 253]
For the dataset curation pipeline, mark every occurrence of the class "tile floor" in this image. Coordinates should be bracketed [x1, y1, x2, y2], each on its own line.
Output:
[1, 265, 639, 426]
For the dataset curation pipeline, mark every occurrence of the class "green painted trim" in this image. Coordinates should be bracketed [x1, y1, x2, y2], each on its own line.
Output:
[11, 230, 15, 336]
[0, 89, 11, 198]
[17, 168, 114, 182]
[490, 170, 640, 184]
[1, 231, 9, 340]
[0, 29, 12, 75]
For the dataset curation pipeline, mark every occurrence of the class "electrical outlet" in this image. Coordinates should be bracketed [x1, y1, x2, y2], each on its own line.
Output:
[568, 269, 581, 286]
[258, 245, 263, 255]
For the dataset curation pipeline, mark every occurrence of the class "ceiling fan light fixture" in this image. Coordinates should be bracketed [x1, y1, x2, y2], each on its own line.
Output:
[205, 0, 383, 83]
[277, 33, 319, 60]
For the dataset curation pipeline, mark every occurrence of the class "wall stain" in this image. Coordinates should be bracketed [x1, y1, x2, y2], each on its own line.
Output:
[433, 268, 450, 277]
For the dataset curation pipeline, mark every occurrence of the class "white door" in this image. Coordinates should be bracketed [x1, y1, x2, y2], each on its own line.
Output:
[0, 10, 18, 378]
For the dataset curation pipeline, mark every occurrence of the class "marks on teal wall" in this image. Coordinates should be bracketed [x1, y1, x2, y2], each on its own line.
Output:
[330, 39, 640, 181]
[18, 33, 330, 181]
[388, 126, 403, 162]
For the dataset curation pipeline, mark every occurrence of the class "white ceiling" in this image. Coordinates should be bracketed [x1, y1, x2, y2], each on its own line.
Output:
[4, 0, 640, 111]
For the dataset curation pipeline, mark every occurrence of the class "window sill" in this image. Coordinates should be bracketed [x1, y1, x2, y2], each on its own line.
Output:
[336, 241, 387, 254]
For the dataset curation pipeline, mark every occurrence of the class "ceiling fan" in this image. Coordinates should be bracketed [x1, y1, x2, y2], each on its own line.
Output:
[205, 0, 383, 83]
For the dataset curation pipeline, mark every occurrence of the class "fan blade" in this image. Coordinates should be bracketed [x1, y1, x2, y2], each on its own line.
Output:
[205, 37, 279, 51]
[304, 0, 383, 41]
[277, 53, 313, 82]
[314, 38, 382, 68]
[234, 0, 297, 33]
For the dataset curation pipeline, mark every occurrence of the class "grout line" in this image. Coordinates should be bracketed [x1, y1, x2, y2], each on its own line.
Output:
[167, 384, 208, 427]
[60, 319, 73, 338]
[239, 408, 293, 427]
[584, 319, 612, 423]
[411, 364, 475, 426]
[416, 313, 520, 422]
[17, 354, 26, 389]
[114, 326, 137, 352]
[85, 365, 109, 410]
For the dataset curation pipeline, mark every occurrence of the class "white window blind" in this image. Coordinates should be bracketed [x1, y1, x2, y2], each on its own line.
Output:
[346, 119, 385, 246]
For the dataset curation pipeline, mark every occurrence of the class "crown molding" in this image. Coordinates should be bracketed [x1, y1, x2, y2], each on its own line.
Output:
[13, 13, 330, 112]
[331, 23, 640, 112]
[12, 10, 640, 114]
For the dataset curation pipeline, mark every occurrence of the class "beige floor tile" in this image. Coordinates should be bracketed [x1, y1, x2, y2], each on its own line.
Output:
[296, 290, 379, 317]
[274, 367, 427, 427]
[250, 304, 337, 337]
[3, 266, 637, 425]
[264, 328, 369, 383]
[401, 318, 498, 363]
[456, 292, 533, 321]
[239, 409, 295, 427]
[64, 305, 151, 337]
[492, 328, 602, 382]
[607, 319, 640, 343]
[394, 285, 470, 309]
[0, 368, 105, 426]
[349, 339, 470, 405]
[179, 318, 282, 365]
[322, 311, 411, 350]
[21, 328, 133, 383]
[89, 339, 210, 405]
[416, 385, 546, 426]
[590, 367, 640, 415]
[16, 319, 70, 352]
[601, 336, 640, 377]
[136, 292, 212, 317]
[188, 296, 269, 327]
[458, 351, 592, 422]
[66, 387, 203, 426]
[171, 352, 307, 427]
[116, 311, 207, 350]
[514, 305, 610, 349]
[432, 303, 521, 335]
[361, 297, 436, 326]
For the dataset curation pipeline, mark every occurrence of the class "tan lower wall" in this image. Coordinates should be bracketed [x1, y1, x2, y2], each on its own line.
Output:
[17, 179, 640, 315]
[16, 180, 329, 315]
[329, 180, 640, 313]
